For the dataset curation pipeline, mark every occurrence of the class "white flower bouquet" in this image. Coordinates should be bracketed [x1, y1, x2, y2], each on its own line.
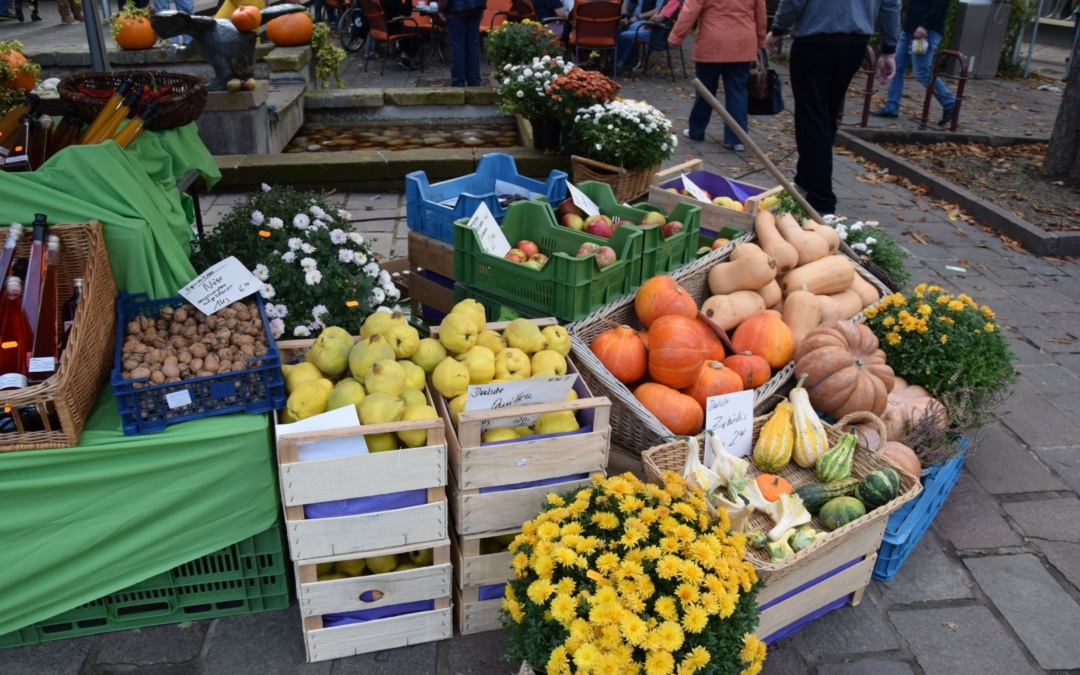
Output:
[570, 99, 677, 170]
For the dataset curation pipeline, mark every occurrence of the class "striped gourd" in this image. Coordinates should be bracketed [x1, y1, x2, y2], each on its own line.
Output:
[815, 432, 857, 483]
[752, 401, 795, 472]
[790, 374, 830, 468]
[858, 468, 901, 509]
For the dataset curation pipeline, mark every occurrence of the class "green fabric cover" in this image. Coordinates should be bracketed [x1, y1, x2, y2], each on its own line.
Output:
[0, 124, 221, 298]
[0, 388, 278, 637]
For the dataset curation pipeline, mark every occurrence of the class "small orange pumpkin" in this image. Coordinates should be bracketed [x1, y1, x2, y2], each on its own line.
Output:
[647, 314, 707, 389]
[634, 382, 703, 436]
[590, 321, 647, 385]
[266, 12, 314, 46]
[687, 318, 727, 362]
[723, 351, 771, 389]
[114, 15, 157, 50]
[755, 473, 793, 502]
[634, 275, 697, 328]
[682, 361, 743, 411]
[231, 5, 262, 32]
[881, 441, 921, 476]
[2, 47, 36, 93]
[731, 310, 796, 370]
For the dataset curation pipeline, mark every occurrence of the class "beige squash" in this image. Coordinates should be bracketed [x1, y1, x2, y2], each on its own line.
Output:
[701, 291, 767, 332]
[776, 212, 830, 265]
[780, 256, 856, 296]
[753, 210, 799, 274]
[708, 252, 777, 295]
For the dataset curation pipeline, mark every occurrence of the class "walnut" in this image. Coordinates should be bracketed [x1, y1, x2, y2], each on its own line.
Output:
[131, 367, 151, 380]
[190, 344, 208, 359]
[174, 307, 189, 323]
[190, 357, 204, 371]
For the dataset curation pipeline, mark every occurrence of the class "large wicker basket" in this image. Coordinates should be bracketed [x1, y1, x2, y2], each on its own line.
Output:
[58, 71, 208, 131]
[0, 221, 117, 452]
[570, 156, 658, 204]
[643, 411, 922, 578]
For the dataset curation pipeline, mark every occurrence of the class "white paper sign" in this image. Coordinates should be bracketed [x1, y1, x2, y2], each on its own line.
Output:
[567, 183, 601, 217]
[179, 257, 261, 316]
[466, 202, 511, 257]
[28, 357, 56, 373]
[703, 389, 755, 464]
[495, 179, 540, 201]
[681, 175, 711, 203]
[276, 405, 368, 461]
[466, 374, 578, 433]
[165, 389, 192, 409]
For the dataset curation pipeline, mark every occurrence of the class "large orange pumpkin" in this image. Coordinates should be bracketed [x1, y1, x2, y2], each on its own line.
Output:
[731, 310, 796, 370]
[590, 321, 647, 385]
[794, 320, 895, 420]
[687, 318, 727, 362]
[883, 376, 947, 441]
[682, 361, 743, 411]
[266, 12, 314, 46]
[634, 275, 697, 328]
[2, 48, 35, 94]
[881, 441, 922, 476]
[114, 15, 157, 50]
[634, 382, 703, 436]
[231, 5, 262, 32]
[723, 351, 771, 389]
[647, 314, 707, 389]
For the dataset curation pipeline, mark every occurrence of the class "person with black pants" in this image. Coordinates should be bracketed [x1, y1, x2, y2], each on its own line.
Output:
[439, 0, 485, 86]
[766, 0, 900, 216]
[383, 0, 420, 69]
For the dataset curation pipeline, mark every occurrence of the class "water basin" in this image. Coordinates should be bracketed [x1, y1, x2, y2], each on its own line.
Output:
[285, 121, 522, 153]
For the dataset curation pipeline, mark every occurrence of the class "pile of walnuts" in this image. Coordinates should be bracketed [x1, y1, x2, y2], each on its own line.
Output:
[120, 301, 270, 387]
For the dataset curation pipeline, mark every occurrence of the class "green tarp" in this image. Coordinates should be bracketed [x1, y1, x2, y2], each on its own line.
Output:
[0, 387, 278, 637]
[0, 124, 221, 298]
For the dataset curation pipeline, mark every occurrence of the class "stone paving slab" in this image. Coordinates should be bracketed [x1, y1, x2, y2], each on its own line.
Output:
[798, 590, 899, 657]
[1034, 446, 1080, 494]
[888, 605, 1039, 675]
[1001, 496, 1080, 543]
[1032, 539, 1080, 592]
[0, 636, 96, 675]
[758, 640, 809, 675]
[965, 554, 1080, 671]
[816, 660, 916, 675]
[965, 423, 1069, 494]
[933, 473, 1025, 551]
[94, 622, 208, 666]
[1015, 364, 1080, 396]
[328, 642, 438, 675]
[876, 530, 975, 606]
[200, 607, 330, 675]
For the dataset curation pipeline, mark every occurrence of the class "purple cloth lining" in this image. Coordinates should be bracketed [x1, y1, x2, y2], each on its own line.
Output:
[322, 599, 435, 626]
[758, 556, 862, 611]
[659, 170, 765, 204]
[481, 473, 590, 494]
[763, 595, 849, 644]
[478, 584, 506, 601]
[304, 489, 427, 519]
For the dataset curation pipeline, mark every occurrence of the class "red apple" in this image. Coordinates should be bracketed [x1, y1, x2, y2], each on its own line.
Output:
[594, 246, 617, 268]
[576, 242, 600, 257]
[516, 240, 540, 258]
[504, 249, 526, 263]
[661, 221, 683, 238]
[522, 258, 544, 270]
[527, 253, 549, 270]
[561, 213, 585, 231]
[585, 215, 614, 238]
[610, 219, 634, 232]
[556, 197, 585, 221]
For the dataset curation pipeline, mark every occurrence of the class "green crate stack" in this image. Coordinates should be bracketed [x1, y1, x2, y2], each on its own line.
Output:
[453, 201, 643, 323]
[696, 226, 747, 258]
[453, 283, 549, 323]
[0, 523, 289, 648]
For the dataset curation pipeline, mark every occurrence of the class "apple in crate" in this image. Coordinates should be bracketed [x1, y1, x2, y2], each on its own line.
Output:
[561, 213, 585, 231]
[711, 237, 731, 250]
[594, 246, 617, 268]
[713, 196, 744, 211]
[610, 219, 633, 232]
[408, 548, 434, 566]
[577, 242, 600, 258]
[556, 197, 585, 221]
[505, 249, 527, 263]
[516, 240, 540, 258]
[640, 211, 667, 228]
[661, 220, 683, 238]
[523, 253, 549, 270]
[585, 215, 613, 238]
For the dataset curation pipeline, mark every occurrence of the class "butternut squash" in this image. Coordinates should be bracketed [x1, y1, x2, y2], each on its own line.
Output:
[803, 220, 840, 254]
[770, 298, 784, 314]
[849, 272, 880, 309]
[817, 289, 863, 322]
[701, 291, 767, 332]
[729, 242, 764, 260]
[708, 252, 777, 295]
[780, 255, 855, 296]
[753, 210, 798, 274]
[756, 280, 782, 308]
[776, 212, 830, 266]
[781, 291, 821, 344]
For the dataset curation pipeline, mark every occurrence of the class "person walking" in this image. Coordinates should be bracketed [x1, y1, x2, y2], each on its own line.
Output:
[766, 0, 900, 215]
[56, 0, 85, 24]
[669, 0, 766, 151]
[870, 0, 955, 125]
[439, 0, 485, 87]
[615, 0, 661, 74]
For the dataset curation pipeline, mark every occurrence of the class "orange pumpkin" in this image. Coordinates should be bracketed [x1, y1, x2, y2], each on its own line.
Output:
[635, 275, 697, 328]
[883, 376, 947, 441]
[755, 473, 793, 502]
[682, 361, 743, 411]
[844, 422, 882, 452]
[794, 320, 895, 420]
[881, 441, 922, 476]
[2, 48, 35, 94]
[114, 15, 157, 50]
[231, 5, 262, 32]
[723, 351, 771, 389]
[266, 12, 314, 46]
[730, 310, 796, 370]
[687, 318, 727, 362]
[590, 321, 647, 385]
[634, 382, 703, 436]
[647, 315, 707, 389]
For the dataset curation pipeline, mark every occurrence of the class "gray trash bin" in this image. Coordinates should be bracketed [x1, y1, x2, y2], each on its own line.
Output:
[950, 0, 1013, 78]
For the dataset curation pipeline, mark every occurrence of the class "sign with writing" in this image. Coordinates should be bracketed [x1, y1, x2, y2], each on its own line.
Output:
[681, 175, 710, 203]
[703, 389, 754, 464]
[466, 202, 511, 257]
[179, 257, 261, 316]
[567, 183, 601, 217]
[466, 374, 578, 433]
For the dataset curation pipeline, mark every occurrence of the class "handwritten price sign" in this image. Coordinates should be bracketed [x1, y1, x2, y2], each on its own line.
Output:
[466, 202, 511, 257]
[467, 374, 578, 433]
[703, 389, 754, 464]
[179, 257, 261, 316]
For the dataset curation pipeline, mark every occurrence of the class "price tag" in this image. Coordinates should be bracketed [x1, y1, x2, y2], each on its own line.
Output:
[28, 357, 55, 373]
[179, 256, 261, 316]
[465, 202, 511, 257]
[681, 175, 711, 203]
[703, 389, 754, 464]
[466, 374, 578, 433]
[0, 373, 27, 390]
[567, 183, 601, 217]
[165, 390, 193, 409]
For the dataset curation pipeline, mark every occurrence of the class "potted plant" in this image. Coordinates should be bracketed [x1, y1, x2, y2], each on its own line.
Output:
[547, 66, 620, 131]
[496, 56, 573, 151]
[502, 472, 767, 675]
[485, 19, 565, 76]
[311, 22, 346, 88]
[190, 184, 401, 339]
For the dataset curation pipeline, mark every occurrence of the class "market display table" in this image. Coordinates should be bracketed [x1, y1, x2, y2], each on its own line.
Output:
[0, 124, 221, 298]
[0, 388, 278, 637]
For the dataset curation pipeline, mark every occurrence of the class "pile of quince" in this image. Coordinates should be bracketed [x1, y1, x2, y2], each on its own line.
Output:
[315, 548, 435, 581]
[431, 301, 580, 443]
[280, 312, 442, 452]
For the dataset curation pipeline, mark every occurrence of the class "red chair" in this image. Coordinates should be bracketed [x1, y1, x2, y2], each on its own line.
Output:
[492, 0, 536, 26]
[630, 15, 686, 82]
[359, 0, 425, 74]
[545, 0, 621, 77]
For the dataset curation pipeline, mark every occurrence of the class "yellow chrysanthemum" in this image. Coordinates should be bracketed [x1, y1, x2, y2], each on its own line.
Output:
[639, 506, 661, 525]
[656, 555, 683, 580]
[982, 305, 996, 318]
[592, 511, 620, 530]
[653, 621, 685, 652]
[576, 536, 601, 555]
[959, 293, 977, 308]
[533, 554, 555, 579]
[503, 596, 525, 622]
[527, 578, 555, 604]
[682, 603, 709, 633]
[654, 595, 678, 621]
[594, 585, 619, 605]
[675, 582, 700, 605]
[939, 316, 954, 324]
[554, 547, 579, 567]
[537, 521, 560, 540]
[679, 560, 705, 585]
[948, 299, 964, 311]
[604, 476, 634, 497]
[936, 294, 949, 304]
[915, 283, 928, 294]
[642, 545, 663, 560]
[621, 614, 650, 646]
[720, 592, 737, 617]
[984, 322, 995, 332]
[700, 591, 721, 615]
[593, 652, 622, 675]
[618, 559, 645, 581]
[596, 551, 620, 574]
[513, 551, 529, 574]
[547, 493, 565, 507]
[864, 306, 878, 319]
[882, 315, 896, 327]
[555, 577, 576, 596]
[886, 332, 901, 346]
[940, 334, 949, 344]
[561, 521, 584, 537]
[572, 642, 600, 670]
[919, 303, 933, 316]
[546, 645, 571, 675]
[550, 593, 578, 623]
[672, 502, 696, 519]
[619, 496, 646, 513]
[645, 650, 675, 675]
[673, 524, 694, 541]
[685, 645, 711, 670]
[741, 634, 765, 663]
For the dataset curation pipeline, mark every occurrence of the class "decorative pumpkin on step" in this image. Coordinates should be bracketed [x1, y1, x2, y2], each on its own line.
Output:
[266, 11, 314, 46]
[112, 2, 156, 50]
[794, 320, 895, 420]
[231, 5, 262, 32]
[1, 43, 37, 93]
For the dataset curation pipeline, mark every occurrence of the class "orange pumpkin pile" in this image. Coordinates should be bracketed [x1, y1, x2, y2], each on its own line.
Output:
[2, 46, 36, 94]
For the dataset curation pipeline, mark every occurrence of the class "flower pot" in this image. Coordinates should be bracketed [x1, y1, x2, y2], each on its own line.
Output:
[529, 118, 561, 151]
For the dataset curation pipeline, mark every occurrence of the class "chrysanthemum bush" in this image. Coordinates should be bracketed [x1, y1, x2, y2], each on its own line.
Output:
[571, 99, 677, 170]
[502, 472, 766, 675]
[191, 185, 400, 340]
[486, 20, 566, 74]
[825, 216, 911, 291]
[497, 56, 574, 121]
[547, 67, 621, 126]
[864, 283, 1014, 398]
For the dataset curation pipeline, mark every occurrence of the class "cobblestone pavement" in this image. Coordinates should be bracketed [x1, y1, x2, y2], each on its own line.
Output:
[3, 18, 1080, 674]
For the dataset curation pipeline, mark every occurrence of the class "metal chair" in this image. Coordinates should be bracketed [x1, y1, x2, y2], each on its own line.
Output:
[491, 0, 535, 25]
[358, 0, 425, 74]
[629, 15, 686, 82]
[544, 0, 622, 77]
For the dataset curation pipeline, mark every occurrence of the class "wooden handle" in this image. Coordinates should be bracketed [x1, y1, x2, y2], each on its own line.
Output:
[571, 155, 625, 176]
[653, 157, 704, 182]
[833, 410, 888, 456]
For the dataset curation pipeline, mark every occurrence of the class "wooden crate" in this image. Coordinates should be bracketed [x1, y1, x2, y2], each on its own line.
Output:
[295, 543, 453, 662]
[648, 159, 782, 235]
[409, 266, 456, 319]
[408, 231, 454, 280]
[408, 231, 456, 320]
[450, 532, 515, 634]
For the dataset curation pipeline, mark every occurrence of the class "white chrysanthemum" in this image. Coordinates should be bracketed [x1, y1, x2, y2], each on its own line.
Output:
[312, 304, 329, 318]
[300, 243, 317, 254]
[387, 285, 401, 301]
[865, 236, 877, 246]
[293, 325, 311, 337]
[370, 287, 386, 304]
[305, 270, 323, 286]
[354, 253, 368, 265]
[281, 251, 297, 263]
[309, 205, 327, 219]
[275, 304, 288, 318]
[253, 263, 269, 281]
[309, 318, 326, 331]
[268, 217, 284, 230]
[376, 306, 394, 314]
[312, 219, 326, 230]
[835, 224, 848, 240]
[265, 304, 278, 318]
[300, 257, 318, 271]
[851, 242, 868, 252]
[378, 269, 391, 285]
[338, 249, 354, 263]
[261, 183, 271, 192]
[338, 209, 351, 221]
[251, 210, 265, 226]
[293, 213, 311, 229]
[288, 237, 302, 251]
[363, 262, 380, 277]
[330, 229, 348, 244]
[269, 317, 284, 338]
[849, 221, 864, 232]
[517, 90, 525, 98]
[260, 283, 276, 300]
[349, 232, 364, 245]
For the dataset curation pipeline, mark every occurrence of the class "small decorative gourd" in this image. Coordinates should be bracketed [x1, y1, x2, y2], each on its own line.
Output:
[753, 400, 795, 472]
[859, 467, 901, 509]
[790, 374, 830, 468]
[815, 432, 856, 482]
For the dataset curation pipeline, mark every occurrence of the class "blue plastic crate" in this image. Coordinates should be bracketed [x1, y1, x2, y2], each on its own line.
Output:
[110, 292, 286, 436]
[873, 450, 967, 582]
[405, 153, 568, 243]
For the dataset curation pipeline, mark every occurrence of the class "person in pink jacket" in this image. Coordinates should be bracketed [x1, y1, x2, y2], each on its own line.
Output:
[669, 0, 766, 151]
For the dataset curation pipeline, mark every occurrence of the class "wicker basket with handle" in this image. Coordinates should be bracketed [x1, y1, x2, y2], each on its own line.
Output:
[642, 410, 922, 578]
[570, 156, 658, 205]
[0, 221, 117, 452]
[58, 71, 208, 132]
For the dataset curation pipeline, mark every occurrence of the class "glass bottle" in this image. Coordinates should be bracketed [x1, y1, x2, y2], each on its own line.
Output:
[28, 235, 60, 384]
[0, 224, 24, 290]
[23, 214, 47, 334]
[0, 94, 38, 153]
[0, 277, 32, 391]
[48, 109, 83, 160]
[29, 115, 51, 170]
[1, 115, 32, 172]
[58, 277, 82, 357]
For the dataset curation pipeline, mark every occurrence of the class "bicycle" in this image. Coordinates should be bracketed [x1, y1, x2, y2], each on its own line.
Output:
[338, 0, 370, 53]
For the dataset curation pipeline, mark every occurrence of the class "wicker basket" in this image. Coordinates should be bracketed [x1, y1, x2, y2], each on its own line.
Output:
[58, 71, 208, 131]
[0, 221, 117, 452]
[642, 411, 922, 577]
[570, 156, 658, 204]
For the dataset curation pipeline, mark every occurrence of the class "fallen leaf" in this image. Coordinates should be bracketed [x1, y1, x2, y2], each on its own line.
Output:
[1047, 337, 1077, 344]
[943, 622, 959, 632]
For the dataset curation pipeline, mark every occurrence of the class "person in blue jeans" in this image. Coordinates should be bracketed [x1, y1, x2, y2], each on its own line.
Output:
[615, 0, 661, 72]
[871, 0, 955, 126]
[153, 0, 194, 44]
[439, 0, 485, 86]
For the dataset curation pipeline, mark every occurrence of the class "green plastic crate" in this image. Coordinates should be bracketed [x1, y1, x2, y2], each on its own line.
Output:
[453, 283, 547, 323]
[574, 181, 703, 282]
[697, 226, 746, 257]
[453, 201, 643, 323]
[0, 523, 289, 648]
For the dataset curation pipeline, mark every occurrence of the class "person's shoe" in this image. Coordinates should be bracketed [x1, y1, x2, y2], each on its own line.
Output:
[30, 9, 40, 20]
[60, 17, 81, 24]
[682, 129, 703, 142]
[869, 108, 898, 118]
[723, 142, 746, 152]
[0, 11, 16, 20]
[14, 5, 23, 20]
[938, 107, 955, 126]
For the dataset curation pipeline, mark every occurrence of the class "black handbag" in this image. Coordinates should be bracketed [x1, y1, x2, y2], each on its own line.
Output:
[748, 48, 784, 116]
